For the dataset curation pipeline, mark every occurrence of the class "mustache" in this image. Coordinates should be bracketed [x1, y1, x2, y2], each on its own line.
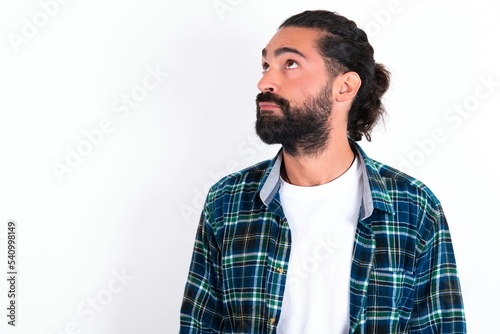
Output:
[255, 92, 290, 110]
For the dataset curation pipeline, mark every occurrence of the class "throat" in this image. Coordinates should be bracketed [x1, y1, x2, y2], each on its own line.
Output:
[280, 149, 356, 187]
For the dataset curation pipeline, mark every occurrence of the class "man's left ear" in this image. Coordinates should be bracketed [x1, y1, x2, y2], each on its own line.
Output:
[335, 71, 361, 102]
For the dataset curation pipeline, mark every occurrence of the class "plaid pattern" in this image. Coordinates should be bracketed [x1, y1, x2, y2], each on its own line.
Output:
[180, 142, 466, 333]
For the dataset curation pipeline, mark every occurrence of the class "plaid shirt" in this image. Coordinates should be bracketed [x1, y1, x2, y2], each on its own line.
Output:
[180, 142, 466, 333]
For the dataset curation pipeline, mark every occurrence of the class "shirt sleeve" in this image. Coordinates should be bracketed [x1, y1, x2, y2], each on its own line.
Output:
[180, 201, 224, 333]
[409, 203, 466, 333]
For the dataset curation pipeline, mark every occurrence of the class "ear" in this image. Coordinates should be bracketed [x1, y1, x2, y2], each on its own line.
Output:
[334, 71, 361, 103]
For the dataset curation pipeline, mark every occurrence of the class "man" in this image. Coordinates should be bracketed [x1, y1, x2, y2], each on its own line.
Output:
[180, 10, 466, 334]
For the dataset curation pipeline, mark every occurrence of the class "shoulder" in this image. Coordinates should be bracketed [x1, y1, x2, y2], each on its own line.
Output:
[353, 142, 441, 209]
[205, 158, 274, 203]
[361, 153, 444, 226]
[367, 159, 447, 237]
[362, 155, 449, 251]
[201, 158, 275, 235]
[372, 158, 441, 205]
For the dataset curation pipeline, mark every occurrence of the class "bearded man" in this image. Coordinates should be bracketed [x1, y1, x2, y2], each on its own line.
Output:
[180, 10, 466, 334]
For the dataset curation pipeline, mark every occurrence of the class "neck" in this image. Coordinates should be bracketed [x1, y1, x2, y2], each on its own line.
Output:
[281, 136, 355, 186]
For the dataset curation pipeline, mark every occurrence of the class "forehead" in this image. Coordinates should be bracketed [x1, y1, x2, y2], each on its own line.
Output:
[263, 26, 323, 58]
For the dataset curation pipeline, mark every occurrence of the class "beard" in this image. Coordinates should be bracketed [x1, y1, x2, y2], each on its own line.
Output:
[255, 82, 333, 157]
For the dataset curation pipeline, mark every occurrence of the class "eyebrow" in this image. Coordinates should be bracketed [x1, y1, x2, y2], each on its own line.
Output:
[261, 46, 306, 59]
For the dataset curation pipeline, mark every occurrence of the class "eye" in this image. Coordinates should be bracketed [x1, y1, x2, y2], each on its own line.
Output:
[262, 62, 269, 72]
[285, 60, 299, 69]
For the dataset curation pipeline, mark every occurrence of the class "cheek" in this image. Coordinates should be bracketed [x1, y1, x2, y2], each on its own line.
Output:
[299, 73, 326, 92]
[285, 78, 310, 97]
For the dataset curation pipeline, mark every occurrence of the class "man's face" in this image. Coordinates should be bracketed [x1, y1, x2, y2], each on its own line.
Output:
[255, 27, 334, 156]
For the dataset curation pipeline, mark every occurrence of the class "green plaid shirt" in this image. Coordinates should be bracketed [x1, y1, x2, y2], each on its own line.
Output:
[180, 142, 466, 333]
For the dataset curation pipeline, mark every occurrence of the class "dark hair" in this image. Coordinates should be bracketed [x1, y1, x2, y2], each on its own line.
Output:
[279, 10, 391, 141]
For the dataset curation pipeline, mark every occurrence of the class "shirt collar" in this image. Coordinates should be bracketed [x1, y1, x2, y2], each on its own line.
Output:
[257, 141, 395, 220]
[257, 149, 283, 207]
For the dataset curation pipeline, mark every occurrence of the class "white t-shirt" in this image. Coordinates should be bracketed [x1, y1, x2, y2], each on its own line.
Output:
[277, 156, 363, 334]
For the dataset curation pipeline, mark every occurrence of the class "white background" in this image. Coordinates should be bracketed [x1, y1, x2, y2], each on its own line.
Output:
[0, 0, 499, 333]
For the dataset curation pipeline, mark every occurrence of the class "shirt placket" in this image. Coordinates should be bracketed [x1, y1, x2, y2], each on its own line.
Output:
[349, 219, 375, 333]
[265, 213, 291, 333]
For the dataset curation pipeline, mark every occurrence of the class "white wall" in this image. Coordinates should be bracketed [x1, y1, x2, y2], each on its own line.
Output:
[0, 0, 498, 333]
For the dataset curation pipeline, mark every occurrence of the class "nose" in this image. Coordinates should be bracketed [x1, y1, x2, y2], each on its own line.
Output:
[257, 71, 279, 94]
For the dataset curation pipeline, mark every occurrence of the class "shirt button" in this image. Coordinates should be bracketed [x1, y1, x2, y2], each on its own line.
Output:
[269, 318, 276, 325]
[277, 267, 285, 274]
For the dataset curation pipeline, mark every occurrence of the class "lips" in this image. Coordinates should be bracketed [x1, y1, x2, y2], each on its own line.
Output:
[256, 92, 288, 115]
[258, 102, 280, 111]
